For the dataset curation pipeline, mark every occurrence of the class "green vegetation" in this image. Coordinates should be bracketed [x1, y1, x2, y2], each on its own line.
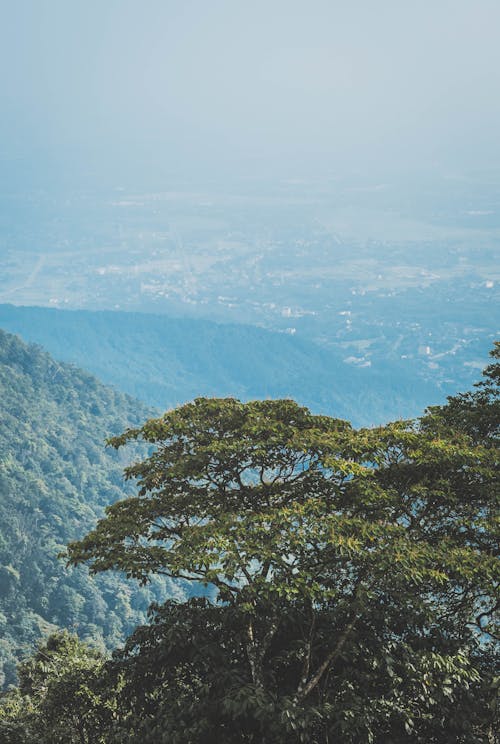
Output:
[0, 632, 113, 743]
[0, 334, 497, 742]
[0, 330, 186, 687]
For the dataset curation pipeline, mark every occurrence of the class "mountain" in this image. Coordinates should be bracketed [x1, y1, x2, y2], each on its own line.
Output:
[0, 329, 187, 687]
[0, 305, 450, 426]
[0, 310, 451, 688]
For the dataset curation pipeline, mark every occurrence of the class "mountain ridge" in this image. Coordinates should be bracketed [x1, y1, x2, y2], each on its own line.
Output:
[0, 304, 451, 426]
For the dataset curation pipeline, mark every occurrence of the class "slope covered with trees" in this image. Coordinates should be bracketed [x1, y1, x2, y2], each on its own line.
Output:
[1, 344, 496, 742]
[0, 329, 186, 687]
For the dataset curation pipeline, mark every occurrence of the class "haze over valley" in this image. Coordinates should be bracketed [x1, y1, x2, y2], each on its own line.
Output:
[0, 3, 499, 740]
[1, 173, 498, 411]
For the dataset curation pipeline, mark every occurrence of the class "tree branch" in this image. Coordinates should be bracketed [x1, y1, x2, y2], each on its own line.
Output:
[294, 613, 358, 703]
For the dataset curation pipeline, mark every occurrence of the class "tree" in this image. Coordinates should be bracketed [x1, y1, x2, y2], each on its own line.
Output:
[66, 354, 499, 742]
[0, 631, 117, 744]
[425, 340, 500, 447]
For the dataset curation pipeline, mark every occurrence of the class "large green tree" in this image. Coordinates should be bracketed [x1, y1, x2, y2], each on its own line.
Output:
[65, 350, 499, 742]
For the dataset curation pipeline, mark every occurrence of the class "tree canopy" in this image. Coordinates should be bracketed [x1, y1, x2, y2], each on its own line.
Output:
[61, 345, 499, 742]
[0, 329, 186, 688]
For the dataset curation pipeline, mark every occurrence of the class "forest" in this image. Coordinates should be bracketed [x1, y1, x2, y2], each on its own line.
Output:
[0, 330, 189, 688]
[0, 332, 497, 742]
[2, 1, 500, 741]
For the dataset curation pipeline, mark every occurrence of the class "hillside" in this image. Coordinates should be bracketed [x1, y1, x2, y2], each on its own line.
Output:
[0, 329, 187, 687]
[0, 305, 452, 425]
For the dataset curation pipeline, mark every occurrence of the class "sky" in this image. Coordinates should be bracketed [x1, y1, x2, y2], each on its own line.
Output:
[2, 0, 500, 184]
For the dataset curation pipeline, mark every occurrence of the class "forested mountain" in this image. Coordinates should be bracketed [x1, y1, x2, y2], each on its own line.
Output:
[0, 329, 186, 687]
[0, 347, 497, 742]
[0, 305, 450, 426]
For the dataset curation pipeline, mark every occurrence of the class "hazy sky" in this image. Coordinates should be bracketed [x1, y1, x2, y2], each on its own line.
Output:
[2, 0, 500, 183]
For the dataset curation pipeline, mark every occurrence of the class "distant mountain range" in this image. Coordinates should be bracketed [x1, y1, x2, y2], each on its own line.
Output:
[0, 304, 453, 426]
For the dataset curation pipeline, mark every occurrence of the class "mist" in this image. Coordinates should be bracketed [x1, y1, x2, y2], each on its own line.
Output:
[2, 0, 500, 187]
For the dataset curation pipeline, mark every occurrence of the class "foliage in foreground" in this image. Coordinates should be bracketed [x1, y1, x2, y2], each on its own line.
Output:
[1, 343, 498, 742]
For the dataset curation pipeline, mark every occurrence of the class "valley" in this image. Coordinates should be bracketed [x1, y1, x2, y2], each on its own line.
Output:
[1, 175, 497, 398]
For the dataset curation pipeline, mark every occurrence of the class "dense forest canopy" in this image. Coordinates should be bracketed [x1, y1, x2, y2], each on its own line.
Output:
[0, 333, 497, 742]
[0, 329, 187, 687]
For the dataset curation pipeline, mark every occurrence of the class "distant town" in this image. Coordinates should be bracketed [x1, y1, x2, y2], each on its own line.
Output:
[1, 175, 498, 393]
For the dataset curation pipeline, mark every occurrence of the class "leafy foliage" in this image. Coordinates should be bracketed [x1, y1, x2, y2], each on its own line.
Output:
[65, 346, 499, 742]
[425, 340, 500, 446]
[0, 631, 117, 743]
[1, 333, 498, 741]
[0, 330, 186, 687]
